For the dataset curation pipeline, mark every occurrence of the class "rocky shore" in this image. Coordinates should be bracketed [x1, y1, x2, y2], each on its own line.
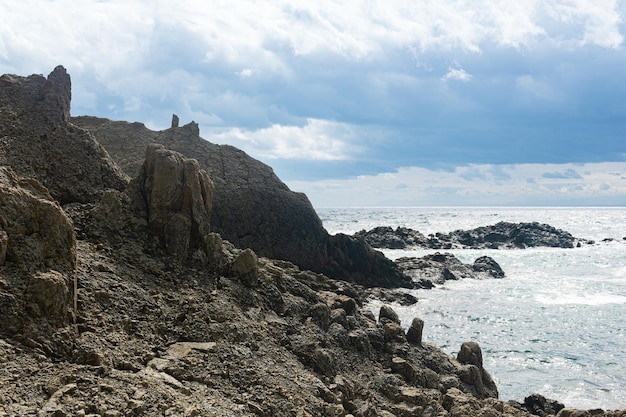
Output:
[1, 66, 624, 416]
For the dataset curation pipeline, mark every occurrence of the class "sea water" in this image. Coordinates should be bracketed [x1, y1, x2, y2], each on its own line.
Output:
[317, 207, 626, 410]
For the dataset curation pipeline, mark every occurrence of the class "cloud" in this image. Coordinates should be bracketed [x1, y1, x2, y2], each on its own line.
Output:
[287, 162, 626, 207]
[209, 118, 361, 161]
[443, 68, 472, 82]
[542, 168, 583, 179]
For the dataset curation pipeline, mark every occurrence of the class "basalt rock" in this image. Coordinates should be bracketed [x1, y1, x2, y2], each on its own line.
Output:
[0, 66, 127, 204]
[396, 252, 504, 287]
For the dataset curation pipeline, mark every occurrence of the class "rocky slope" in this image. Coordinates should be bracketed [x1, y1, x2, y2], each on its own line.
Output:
[355, 222, 593, 250]
[1, 66, 624, 417]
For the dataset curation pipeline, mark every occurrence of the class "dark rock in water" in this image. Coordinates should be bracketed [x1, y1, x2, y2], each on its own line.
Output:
[355, 226, 428, 249]
[0, 66, 127, 204]
[364, 288, 419, 306]
[396, 252, 504, 286]
[357, 221, 592, 250]
[473, 256, 505, 279]
[517, 393, 565, 417]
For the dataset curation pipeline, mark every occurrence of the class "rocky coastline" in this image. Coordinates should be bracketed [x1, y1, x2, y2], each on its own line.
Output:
[1, 66, 624, 416]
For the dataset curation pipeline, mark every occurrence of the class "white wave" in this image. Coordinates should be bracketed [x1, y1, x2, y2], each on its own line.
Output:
[535, 293, 626, 306]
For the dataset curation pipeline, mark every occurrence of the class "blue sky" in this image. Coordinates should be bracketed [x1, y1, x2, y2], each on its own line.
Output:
[1, 0, 625, 206]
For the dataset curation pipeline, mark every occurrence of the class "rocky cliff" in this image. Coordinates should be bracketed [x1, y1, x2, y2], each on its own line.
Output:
[0, 66, 127, 204]
[1, 67, 624, 417]
[72, 114, 410, 288]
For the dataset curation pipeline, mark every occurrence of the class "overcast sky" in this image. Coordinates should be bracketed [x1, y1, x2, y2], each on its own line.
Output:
[2, 0, 626, 207]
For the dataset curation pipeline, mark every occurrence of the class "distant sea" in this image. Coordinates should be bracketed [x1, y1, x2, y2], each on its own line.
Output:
[318, 207, 626, 410]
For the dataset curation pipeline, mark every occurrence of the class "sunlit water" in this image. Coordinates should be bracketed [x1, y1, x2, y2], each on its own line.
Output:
[318, 207, 626, 410]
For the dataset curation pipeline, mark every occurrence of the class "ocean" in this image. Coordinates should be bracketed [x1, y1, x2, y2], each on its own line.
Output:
[317, 207, 626, 410]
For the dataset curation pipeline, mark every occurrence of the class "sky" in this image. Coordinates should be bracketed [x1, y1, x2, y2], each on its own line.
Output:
[1, 0, 626, 207]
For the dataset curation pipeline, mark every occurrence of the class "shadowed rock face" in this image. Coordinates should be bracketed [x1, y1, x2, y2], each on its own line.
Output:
[0, 66, 127, 204]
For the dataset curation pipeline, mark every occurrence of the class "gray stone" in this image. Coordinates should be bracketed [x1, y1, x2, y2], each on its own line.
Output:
[406, 317, 424, 345]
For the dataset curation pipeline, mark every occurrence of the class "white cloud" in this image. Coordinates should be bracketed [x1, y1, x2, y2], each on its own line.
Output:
[209, 118, 361, 161]
[287, 162, 626, 207]
[443, 67, 472, 82]
[1, 1, 622, 80]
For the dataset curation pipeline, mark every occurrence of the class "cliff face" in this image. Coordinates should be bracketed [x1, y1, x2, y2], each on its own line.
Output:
[72, 115, 410, 288]
[0, 67, 127, 204]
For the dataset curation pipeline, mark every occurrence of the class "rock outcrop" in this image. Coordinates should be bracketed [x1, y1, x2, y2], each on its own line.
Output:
[396, 252, 505, 287]
[72, 115, 408, 288]
[0, 66, 127, 204]
[357, 222, 592, 250]
[0, 166, 76, 333]
[135, 144, 214, 260]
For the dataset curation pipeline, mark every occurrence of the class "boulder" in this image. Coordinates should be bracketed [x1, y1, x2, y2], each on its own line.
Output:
[406, 317, 424, 346]
[0, 167, 76, 273]
[456, 341, 498, 399]
[519, 393, 565, 417]
[0, 66, 127, 204]
[472, 256, 505, 279]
